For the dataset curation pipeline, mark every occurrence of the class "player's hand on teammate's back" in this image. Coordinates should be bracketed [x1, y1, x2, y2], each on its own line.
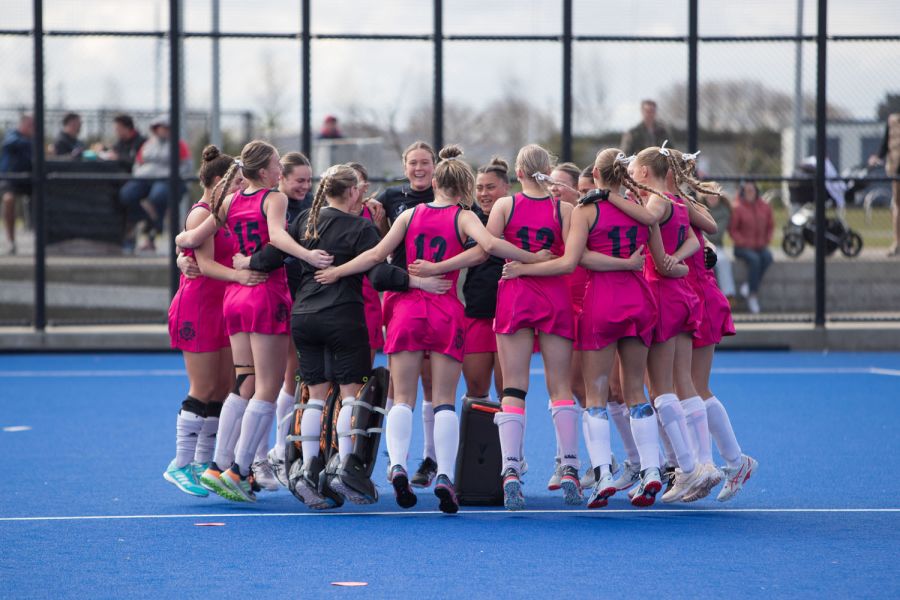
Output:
[501, 261, 523, 280]
[305, 249, 334, 269]
[408, 259, 437, 277]
[410, 275, 453, 295]
[534, 249, 555, 262]
[234, 269, 268, 286]
[314, 266, 339, 285]
[628, 246, 646, 271]
[365, 198, 386, 228]
[232, 253, 251, 270]
[176, 253, 200, 279]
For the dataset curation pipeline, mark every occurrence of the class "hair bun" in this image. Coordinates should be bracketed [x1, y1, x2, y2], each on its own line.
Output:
[438, 144, 464, 161]
[489, 156, 509, 173]
[202, 145, 221, 163]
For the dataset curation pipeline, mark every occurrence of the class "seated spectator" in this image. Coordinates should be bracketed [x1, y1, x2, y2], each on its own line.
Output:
[0, 113, 34, 255]
[51, 112, 85, 159]
[94, 114, 146, 172]
[119, 115, 192, 253]
[700, 190, 737, 303]
[317, 115, 343, 139]
[729, 181, 774, 314]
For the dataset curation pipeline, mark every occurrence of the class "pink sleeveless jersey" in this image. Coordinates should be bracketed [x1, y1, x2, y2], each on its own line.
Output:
[360, 205, 384, 351]
[643, 194, 700, 343]
[222, 189, 292, 336]
[168, 201, 235, 352]
[685, 223, 735, 347]
[494, 193, 574, 340]
[384, 204, 467, 361]
[576, 201, 657, 351]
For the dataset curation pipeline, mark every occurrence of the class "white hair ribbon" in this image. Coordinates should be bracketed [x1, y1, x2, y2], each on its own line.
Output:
[683, 150, 701, 162]
[658, 140, 670, 157]
[234, 158, 244, 168]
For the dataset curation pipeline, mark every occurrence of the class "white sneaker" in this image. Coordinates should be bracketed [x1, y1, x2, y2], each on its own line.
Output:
[717, 455, 758, 502]
[612, 459, 641, 491]
[661, 466, 706, 503]
[547, 459, 563, 491]
[267, 447, 288, 488]
[739, 282, 750, 298]
[747, 295, 761, 314]
[580, 464, 596, 488]
[683, 463, 723, 503]
[252, 459, 280, 491]
[610, 452, 620, 476]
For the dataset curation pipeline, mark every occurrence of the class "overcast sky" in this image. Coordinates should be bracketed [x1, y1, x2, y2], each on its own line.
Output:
[1, 0, 898, 135]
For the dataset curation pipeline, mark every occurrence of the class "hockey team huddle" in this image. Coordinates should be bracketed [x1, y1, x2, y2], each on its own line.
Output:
[164, 137, 758, 514]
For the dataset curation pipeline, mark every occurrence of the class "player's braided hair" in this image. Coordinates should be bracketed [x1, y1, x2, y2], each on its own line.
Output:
[305, 164, 359, 241]
[594, 148, 663, 205]
[434, 144, 475, 208]
[666, 148, 724, 199]
[210, 140, 277, 225]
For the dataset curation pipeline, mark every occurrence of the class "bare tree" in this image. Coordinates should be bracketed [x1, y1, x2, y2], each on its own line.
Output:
[256, 50, 288, 139]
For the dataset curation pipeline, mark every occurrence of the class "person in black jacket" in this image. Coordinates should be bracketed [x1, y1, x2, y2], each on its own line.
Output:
[236, 164, 450, 507]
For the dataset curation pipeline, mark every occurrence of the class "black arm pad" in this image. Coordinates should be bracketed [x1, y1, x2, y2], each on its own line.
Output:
[368, 262, 410, 292]
[704, 245, 718, 270]
[249, 244, 288, 273]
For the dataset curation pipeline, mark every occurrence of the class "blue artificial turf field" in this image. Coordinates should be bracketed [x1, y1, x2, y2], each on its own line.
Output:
[1, 351, 899, 598]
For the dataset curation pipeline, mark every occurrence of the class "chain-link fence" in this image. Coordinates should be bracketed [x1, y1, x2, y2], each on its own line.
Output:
[0, 0, 898, 329]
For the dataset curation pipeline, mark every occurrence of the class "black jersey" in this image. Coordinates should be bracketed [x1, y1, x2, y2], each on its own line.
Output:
[462, 205, 503, 319]
[377, 184, 434, 269]
[286, 191, 313, 223]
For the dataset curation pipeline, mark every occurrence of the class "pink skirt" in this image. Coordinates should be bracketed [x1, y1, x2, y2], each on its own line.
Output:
[363, 278, 384, 351]
[576, 271, 657, 351]
[494, 276, 575, 341]
[384, 290, 465, 362]
[646, 276, 701, 344]
[168, 275, 230, 353]
[688, 271, 736, 348]
[223, 269, 292, 336]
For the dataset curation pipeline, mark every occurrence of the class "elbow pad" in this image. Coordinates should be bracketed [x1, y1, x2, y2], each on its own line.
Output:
[368, 263, 410, 292]
[704, 245, 717, 270]
[249, 244, 287, 273]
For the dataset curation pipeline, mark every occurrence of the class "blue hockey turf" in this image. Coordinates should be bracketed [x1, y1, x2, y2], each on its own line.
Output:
[1, 351, 899, 598]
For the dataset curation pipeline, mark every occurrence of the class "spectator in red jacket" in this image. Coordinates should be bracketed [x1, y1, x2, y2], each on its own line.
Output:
[729, 181, 774, 314]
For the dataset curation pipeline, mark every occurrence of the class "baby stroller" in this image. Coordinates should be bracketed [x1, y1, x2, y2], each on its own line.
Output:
[782, 157, 863, 258]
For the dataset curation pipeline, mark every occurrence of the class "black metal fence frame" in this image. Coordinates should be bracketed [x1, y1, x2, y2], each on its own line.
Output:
[3, 0, 900, 330]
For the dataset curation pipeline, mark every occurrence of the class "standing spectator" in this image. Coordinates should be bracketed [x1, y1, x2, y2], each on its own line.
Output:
[317, 115, 343, 140]
[729, 181, 774, 314]
[0, 113, 34, 255]
[52, 112, 85, 159]
[869, 112, 900, 257]
[119, 115, 192, 253]
[620, 99, 672, 157]
[96, 114, 146, 172]
[700, 191, 737, 303]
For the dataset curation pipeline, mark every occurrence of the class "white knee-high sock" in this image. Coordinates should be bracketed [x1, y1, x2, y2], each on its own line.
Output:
[175, 407, 204, 468]
[608, 401, 641, 465]
[655, 393, 696, 473]
[273, 386, 294, 458]
[300, 399, 325, 468]
[337, 398, 354, 461]
[704, 396, 742, 468]
[422, 401, 436, 461]
[233, 399, 276, 476]
[629, 402, 660, 470]
[386, 404, 413, 471]
[550, 398, 562, 461]
[433, 405, 459, 480]
[682, 396, 712, 464]
[213, 393, 248, 470]
[494, 408, 525, 474]
[657, 412, 679, 468]
[551, 400, 580, 468]
[253, 412, 274, 462]
[582, 407, 611, 476]
[194, 401, 221, 464]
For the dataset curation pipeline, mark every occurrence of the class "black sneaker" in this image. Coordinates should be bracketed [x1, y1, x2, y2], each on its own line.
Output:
[390, 465, 417, 509]
[410, 457, 438, 488]
[433, 474, 459, 514]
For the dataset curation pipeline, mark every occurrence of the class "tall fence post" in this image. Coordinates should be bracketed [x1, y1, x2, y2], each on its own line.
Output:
[301, 0, 311, 160]
[561, 0, 573, 162]
[32, 0, 46, 331]
[168, 0, 182, 299]
[433, 0, 443, 151]
[814, 0, 827, 327]
[210, 0, 221, 149]
[687, 0, 698, 152]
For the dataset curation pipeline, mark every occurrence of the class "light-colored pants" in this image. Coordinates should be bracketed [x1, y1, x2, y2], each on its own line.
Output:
[714, 244, 736, 297]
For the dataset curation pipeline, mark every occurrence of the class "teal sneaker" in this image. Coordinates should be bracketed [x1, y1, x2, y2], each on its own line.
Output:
[192, 462, 210, 481]
[164, 459, 209, 497]
[219, 465, 257, 503]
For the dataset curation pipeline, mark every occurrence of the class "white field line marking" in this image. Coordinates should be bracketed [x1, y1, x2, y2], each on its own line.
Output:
[0, 508, 898, 523]
[0, 367, 898, 378]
